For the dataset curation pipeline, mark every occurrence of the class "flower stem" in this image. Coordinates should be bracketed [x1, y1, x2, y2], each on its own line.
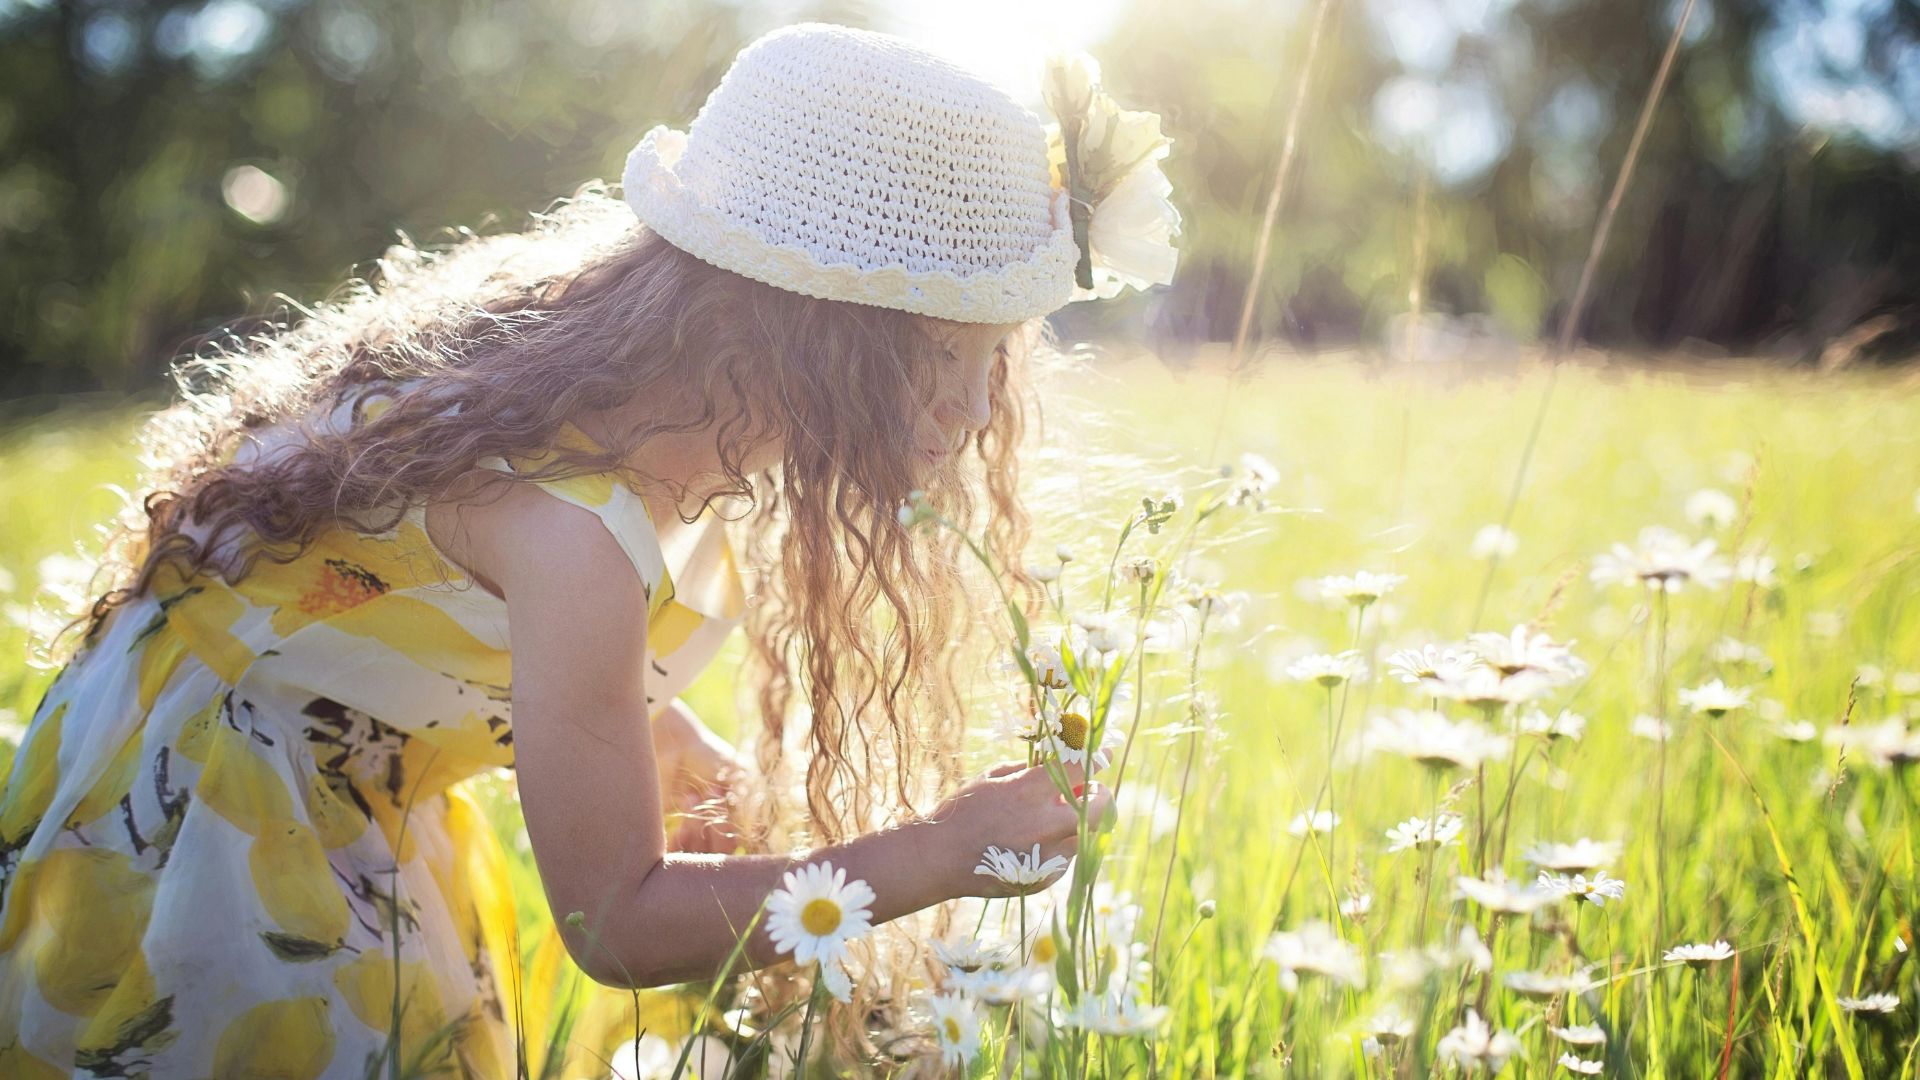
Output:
[1653, 588, 1671, 947]
[793, 970, 826, 1078]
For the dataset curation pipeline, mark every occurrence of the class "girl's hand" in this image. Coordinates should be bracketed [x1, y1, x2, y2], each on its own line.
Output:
[652, 699, 744, 854]
[923, 760, 1115, 899]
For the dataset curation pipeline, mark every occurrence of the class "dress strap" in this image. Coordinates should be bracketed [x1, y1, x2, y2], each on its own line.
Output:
[475, 421, 674, 616]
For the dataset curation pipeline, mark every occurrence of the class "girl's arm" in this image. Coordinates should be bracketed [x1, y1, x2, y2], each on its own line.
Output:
[466, 479, 1098, 988]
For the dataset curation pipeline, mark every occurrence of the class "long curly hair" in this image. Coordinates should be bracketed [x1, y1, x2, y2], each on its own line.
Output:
[70, 181, 1055, 848]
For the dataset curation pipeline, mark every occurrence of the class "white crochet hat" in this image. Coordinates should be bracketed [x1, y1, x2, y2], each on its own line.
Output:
[621, 22, 1080, 324]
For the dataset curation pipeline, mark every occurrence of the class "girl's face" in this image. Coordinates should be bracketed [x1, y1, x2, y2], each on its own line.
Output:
[917, 319, 1021, 471]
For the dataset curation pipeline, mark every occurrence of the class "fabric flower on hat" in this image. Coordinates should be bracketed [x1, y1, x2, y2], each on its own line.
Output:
[1041, 52, 1182, 302]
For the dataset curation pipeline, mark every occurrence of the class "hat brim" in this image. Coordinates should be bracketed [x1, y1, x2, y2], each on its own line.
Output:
[621, 124, 1079, 324]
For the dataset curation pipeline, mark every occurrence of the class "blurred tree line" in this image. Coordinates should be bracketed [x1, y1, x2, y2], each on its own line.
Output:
[2, 0, 1917, 401]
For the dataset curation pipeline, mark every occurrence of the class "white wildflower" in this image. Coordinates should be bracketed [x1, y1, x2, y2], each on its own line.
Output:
[1470, 524, 1519, 560]
[975, 844, 1070, 888]
[1506, 968, 1597, 999]
[1519, 708, 1588, 742]
[926, 992, 982, 1066]
[1537, 870, 1628, 907]
[1287, 810, 1341, 837]
[1454, 873, 1559, 915]
[1386, 814, 1465, 853]
[1437, 1009, 1523, 1071]
[765, 862, 875, 967]
[1663, 940, 1734, 968]
[1679, 678, 1752, 717]
[1631, 714, 1673, 742]
[1685, 488, 1739, 529]
[1525, 838, 1623, 873]
[1263, 921, 1367, 991]
[1466, 624, 1590, 685]
[1318, 570, 1406, 607]
[1286, 650, 1367, 687]
[1386, 644, 1484, 687]
[1772, 720, 1819, 742]
[1363, 709, 1511, 770]
[1591, 526, 1733, 593]
[1551, 1024, 1608, 1046]
[1734, 551, 1779, 588]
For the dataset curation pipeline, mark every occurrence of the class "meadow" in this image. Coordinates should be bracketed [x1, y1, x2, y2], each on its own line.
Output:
[2, 352, 1918, 1077]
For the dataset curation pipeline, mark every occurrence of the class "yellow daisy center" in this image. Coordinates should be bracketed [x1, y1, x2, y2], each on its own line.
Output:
[800, 898, 842, 936]
[1059, 712, 1089, 752]
[943, 1017, 962, 1043]
[1032, 935, 1057, 965]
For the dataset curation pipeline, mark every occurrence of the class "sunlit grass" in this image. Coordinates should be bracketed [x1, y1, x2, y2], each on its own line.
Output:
[2, 356, 1917, 1076]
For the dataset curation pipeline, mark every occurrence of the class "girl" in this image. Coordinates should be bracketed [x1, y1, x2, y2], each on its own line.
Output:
[0, 21, 1175, 1076]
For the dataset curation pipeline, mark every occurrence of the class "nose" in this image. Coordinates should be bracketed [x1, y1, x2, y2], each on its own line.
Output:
[948, 359, 992, 436]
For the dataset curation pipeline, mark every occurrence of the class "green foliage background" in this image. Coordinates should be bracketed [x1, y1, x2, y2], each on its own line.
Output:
[4, 0, 1920, 399]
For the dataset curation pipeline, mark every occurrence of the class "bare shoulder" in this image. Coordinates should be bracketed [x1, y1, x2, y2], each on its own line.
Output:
[422, 470, 639, 605]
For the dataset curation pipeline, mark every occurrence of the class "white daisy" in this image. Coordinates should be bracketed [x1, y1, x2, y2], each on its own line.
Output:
[1059, 985, 1171, 1036]
[1734, 551, 1779, 588]
[950, 961, 1053, 1004]
[1262, 921, 1367, 991]
[1385, 644, 1484, 687]
[1708, 636, 1772, 672]
[975, 844, 1071, 887]
[931, 937, 1010, 977]
[1367, 1009, 1417, 1043]
[1318, 570, 1406, 607]
[1825, 719, 1920, 768]
[1363, 709, 1511, 771]
[1631, 714, 1674, 742]
[927, 992, 982, 1066]
[765, 861, 875, 967]
[1663, 940, 1734, 968]
[1446, 926, 1495, 974]
[1551, 1024, 1608, 1046]
[1678, 678, 1752, 717]
[1228, 452, 1279, 507]
[1685, 488, 1739, 529]
[1429, 666, 1553, 709]
[1036, 707, 1123, 770]
[1071, 610, 1129, 654]
[1537, 870, 1628, 907]
[1772, 720, 1819, 742]
[1287, 810, 1341, 837]
[1559, 1052, 1605, 1075]
[1437, 1009, 1523, 1071]
[1385, 814, 1465, 853]
[1525, 838, 1623, 873]
[1837, 993, 1901, 1014]
[1286, 650, 1367, 687]
[1466, 625, 1590, 685]
[1519, 708, 1588, 742]
[1022, 637, 1071, 689]
[1591, 526, 1733, 593]
[1506, 968, 1597, 999]
[1454, 873, 1559, 915]
[1340, 892, 1373, 920]
[1025, 561, 1063, 584]
[1470, 524, 1519, 560]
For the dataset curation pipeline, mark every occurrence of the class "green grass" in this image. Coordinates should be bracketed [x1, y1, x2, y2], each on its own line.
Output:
[3, 356, 1918, 1077]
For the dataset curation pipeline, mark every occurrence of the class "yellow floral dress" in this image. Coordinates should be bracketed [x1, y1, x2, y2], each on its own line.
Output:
[0, 384, 746, 1077]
